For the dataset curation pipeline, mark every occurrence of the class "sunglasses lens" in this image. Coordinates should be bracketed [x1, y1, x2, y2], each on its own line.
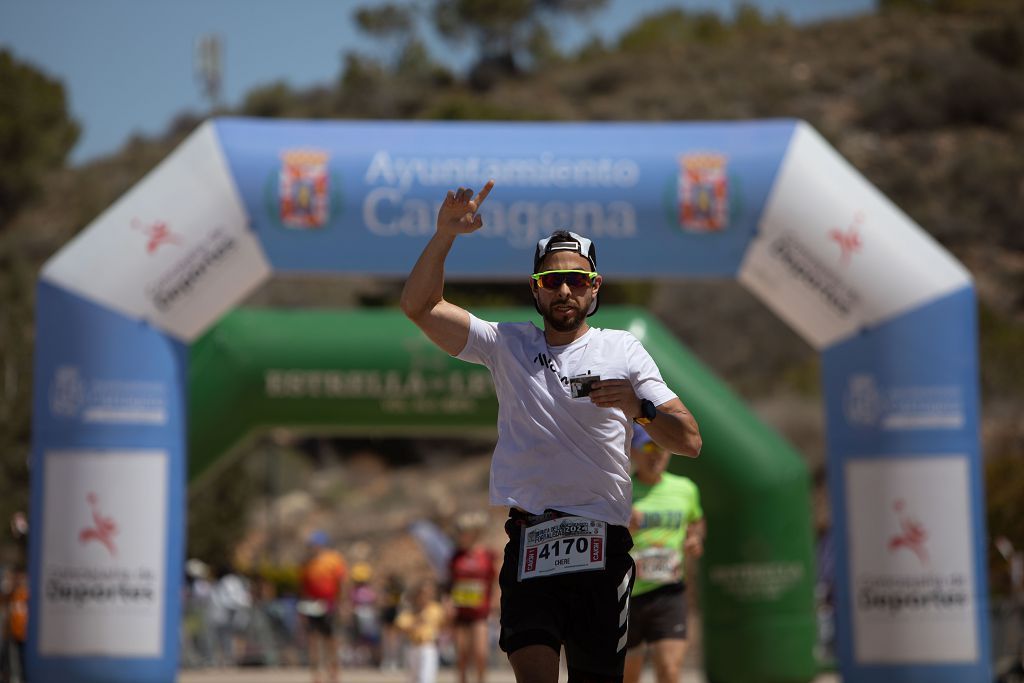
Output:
[538, 273, 562, 289]
[538, 272, 591, 289]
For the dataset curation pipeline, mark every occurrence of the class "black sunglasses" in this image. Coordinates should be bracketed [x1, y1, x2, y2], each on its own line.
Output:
[531, 269, 599, 290]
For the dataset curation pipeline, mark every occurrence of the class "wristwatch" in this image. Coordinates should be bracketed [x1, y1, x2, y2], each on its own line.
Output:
[634, 398, 657, 425]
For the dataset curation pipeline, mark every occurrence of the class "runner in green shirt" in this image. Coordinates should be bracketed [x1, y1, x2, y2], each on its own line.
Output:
[624, 425, 706, 683]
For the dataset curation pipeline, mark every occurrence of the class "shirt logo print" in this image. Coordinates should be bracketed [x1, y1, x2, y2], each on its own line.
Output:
[533, 352, 570, 386]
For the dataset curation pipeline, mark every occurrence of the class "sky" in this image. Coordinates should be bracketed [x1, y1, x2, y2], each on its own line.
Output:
[0, 0, 875, 166]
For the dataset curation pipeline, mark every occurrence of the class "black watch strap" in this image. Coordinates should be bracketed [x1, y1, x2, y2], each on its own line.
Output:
[634, 398, 657, 425]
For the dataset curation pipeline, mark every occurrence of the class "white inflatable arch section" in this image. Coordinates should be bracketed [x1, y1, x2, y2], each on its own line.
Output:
[31, 119, 988, 683]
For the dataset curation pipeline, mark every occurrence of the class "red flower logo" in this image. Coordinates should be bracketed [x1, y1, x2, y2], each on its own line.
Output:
[888, 499, 928, 566]
[79, 492, 118, 557]
[828, 211, 864, 266]
[132, 218, 182, 254]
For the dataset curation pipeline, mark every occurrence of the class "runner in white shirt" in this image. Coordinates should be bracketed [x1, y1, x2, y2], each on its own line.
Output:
[401, 180, 702, 683]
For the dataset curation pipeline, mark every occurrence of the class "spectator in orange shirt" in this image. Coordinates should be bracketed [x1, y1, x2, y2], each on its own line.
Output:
[298, 531, 347, 683]
[1, 566, 27, 683]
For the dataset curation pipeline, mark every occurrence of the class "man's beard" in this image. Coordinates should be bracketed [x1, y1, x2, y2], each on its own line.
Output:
[541, 298, 586, 332]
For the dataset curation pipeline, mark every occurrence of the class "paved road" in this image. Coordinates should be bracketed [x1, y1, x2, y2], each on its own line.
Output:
[179, 665, 841, 683]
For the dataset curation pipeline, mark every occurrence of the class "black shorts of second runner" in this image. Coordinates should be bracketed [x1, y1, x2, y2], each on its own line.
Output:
[306, 612, 337, 637]
[499, 509, 636, 680]
[624, 582, 688, 650]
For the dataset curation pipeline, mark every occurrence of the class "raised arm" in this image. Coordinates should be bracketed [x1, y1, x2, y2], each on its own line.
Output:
[400, 181, 494, 355]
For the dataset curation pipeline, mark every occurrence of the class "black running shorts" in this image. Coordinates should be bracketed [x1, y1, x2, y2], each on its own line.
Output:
[624, 582, 688, 649]
[499, 509, 636, 679]
[306, 612, 336, 637]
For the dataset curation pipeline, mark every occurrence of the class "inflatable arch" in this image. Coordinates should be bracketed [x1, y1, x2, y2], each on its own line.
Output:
[30, 118, 988, 683]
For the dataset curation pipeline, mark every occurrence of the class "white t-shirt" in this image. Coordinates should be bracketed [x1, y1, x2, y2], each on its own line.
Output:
[456, 314, 678, 527]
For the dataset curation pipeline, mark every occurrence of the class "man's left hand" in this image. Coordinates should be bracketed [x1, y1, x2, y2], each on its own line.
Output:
[588, 379, 642, 418]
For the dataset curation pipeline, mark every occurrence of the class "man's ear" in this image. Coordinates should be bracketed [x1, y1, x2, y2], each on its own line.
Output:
[592, 275, 603, 292]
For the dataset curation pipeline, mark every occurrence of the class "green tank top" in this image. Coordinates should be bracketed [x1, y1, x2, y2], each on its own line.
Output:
[630, 472, 703, 597]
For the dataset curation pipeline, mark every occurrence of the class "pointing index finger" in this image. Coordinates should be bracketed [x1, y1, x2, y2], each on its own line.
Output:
[474, 179, 495, 207]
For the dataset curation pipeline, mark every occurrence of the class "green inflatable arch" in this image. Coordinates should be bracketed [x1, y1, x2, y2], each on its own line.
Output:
[190, 305, 817, 682]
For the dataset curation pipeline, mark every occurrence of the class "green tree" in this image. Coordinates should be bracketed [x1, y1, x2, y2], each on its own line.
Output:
[348, 3, 452, 100]
[351, 1, 605, 89]
[526, 23, 562, 69]
[0, 244, 35, 562]
[618, 9, 733, 53]
[354, 3, 417, 70]
[435, 0, 605, 69]
[355, 3, 414, 36]
[0, 50, 79, 229]
[241, 81, 299, 118]
[880, 0, 1018, 12]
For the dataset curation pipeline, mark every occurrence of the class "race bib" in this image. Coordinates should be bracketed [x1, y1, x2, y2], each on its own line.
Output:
[451, 579, 486, 608]
[633, 546, 681, 584]
[518, 516, 607, 581]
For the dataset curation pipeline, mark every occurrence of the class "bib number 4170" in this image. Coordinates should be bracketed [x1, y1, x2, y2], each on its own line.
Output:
[518, 516, 607, 581]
